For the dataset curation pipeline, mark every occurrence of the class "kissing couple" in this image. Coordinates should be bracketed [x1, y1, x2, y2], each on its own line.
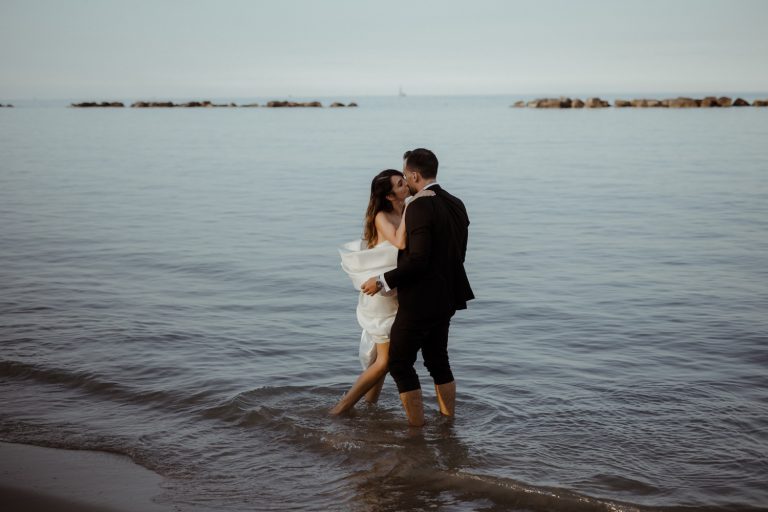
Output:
[332, 148, 474, 427]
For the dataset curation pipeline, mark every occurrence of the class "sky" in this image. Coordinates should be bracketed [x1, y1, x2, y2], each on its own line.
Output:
[1, 0, 767, 99]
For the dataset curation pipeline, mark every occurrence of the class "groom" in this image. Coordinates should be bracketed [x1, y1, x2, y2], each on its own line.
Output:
[362, 148, 473, 426]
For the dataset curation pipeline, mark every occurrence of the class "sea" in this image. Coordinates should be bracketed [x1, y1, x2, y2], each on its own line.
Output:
[1, 95, 767, 511]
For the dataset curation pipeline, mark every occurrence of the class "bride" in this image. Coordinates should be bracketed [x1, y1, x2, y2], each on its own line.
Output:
[330, 169, 433, 415]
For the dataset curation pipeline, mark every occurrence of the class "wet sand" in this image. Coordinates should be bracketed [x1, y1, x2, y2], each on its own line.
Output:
[0, 441, 172, 512]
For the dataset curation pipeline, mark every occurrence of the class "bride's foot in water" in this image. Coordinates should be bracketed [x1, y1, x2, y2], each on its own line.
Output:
[329, 393, 354, 415]
[330, 344, 389, 416]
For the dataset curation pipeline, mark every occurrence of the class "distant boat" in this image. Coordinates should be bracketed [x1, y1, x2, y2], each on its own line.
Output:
[399, 86, 406, 97]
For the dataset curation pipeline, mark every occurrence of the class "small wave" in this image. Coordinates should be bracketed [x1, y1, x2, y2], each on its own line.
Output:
[426, 471, 652, 512]
[353, 465, 752, 512]
[0, 359, 216, 412]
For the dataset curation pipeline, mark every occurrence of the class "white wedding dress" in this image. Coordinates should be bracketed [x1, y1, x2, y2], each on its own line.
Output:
[339, 239, 398, 369]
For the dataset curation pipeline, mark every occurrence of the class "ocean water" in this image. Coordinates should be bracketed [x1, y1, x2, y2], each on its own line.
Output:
[1, 97, 767, 511]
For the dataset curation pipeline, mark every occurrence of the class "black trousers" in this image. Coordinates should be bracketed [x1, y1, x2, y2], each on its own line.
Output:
[388, 314, 454, 393]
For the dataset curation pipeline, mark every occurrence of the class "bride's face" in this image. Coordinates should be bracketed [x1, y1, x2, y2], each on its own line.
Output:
[387, 174, 410, 202]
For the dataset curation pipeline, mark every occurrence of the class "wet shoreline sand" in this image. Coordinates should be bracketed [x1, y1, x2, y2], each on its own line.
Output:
[0, 441, 172, 512]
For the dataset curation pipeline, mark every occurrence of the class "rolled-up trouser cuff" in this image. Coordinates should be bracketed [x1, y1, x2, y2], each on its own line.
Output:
[390, 360, 421, 393]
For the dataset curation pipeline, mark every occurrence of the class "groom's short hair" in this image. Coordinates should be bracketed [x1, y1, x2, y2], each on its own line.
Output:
[403, 148, 438, 179]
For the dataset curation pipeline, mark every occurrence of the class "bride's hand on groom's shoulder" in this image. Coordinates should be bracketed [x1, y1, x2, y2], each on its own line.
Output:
[405, 189, 436, 210]
[414, 189, 436, 200]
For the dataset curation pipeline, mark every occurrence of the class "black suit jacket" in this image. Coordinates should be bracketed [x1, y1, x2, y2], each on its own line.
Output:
[384, 185, 474, 321]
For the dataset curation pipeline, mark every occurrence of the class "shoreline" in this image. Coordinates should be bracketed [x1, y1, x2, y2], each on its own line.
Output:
[0, 441, 173, 512]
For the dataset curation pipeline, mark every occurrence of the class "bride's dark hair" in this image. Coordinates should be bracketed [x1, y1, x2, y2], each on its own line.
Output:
[363, 169, 403, 248]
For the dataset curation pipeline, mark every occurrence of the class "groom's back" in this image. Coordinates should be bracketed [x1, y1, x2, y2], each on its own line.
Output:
[396, 185, 473, 319]
[431, 186, 474, 312]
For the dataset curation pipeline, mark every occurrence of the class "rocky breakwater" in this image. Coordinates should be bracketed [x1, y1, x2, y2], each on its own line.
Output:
[71, 101, 125, 107]
[0, 103, 14, 107]
[614, 96, 749, 108]
[265, 100, 320, 107]
[263, 100, 357, 107]
[69, 100, 359, 108]
[513, 97, 609, 108]
[512, 96, 767, 108]
[131, 101, 237, 108]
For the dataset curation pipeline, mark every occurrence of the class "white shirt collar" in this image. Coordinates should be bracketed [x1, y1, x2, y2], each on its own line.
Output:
[423, 181, 439, 190]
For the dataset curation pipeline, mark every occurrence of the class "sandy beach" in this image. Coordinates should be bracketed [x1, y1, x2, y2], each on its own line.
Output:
[0, 441, 172, 512]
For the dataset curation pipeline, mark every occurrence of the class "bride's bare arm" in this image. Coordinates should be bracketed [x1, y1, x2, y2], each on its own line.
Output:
[374, 212, 404, 249]
[374, 190, 436, 250]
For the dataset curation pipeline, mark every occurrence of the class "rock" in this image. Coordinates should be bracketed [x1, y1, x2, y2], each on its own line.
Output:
[631, 99, 665, 107]
[330, 102, 346, 107]
[265, 100, 324, 107]
[241, 103, 259, 107]
[753, 99, 768, 107]
[347, 102, 358, 107]
[512, 96, 584, 108]
[71, 101, 124, 107]
[717, 96, 732, 107]
[614, 99, 632, 107]
[666, 97, 699, 108]
[585, 97, 609, 108]
[631, 99, 662, 107]
[700, 96, 721, 107]
[527, 98, 570, 108]
[130, 101, 171, 108]
[146, 102, 174, 107]
[733, 98, 750, 107]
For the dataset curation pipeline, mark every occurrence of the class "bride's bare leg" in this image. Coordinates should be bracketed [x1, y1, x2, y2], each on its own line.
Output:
[364, 375, 386, 404]
[330, 342, 389, 415]
[365, 342, 389, 403]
